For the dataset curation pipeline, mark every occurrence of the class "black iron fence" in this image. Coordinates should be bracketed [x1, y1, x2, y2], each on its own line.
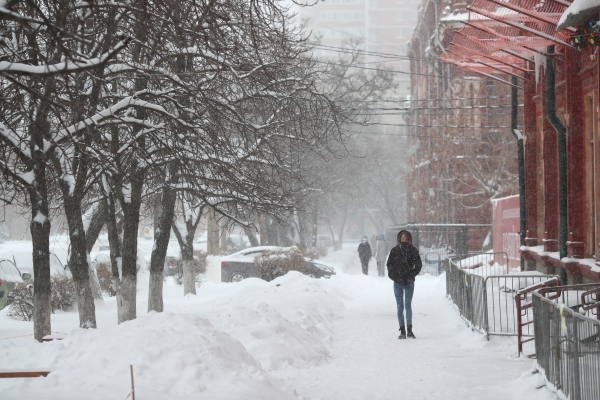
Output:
[533, 284, 600, 400]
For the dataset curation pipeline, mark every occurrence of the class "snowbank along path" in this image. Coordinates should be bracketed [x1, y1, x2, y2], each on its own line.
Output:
[0, 242, 558, 399]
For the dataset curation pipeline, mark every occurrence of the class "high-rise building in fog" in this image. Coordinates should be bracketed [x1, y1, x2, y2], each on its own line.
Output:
[298, 0, 420, 99]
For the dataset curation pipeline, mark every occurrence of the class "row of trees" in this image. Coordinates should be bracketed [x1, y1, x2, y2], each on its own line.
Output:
[0, 0, 377, 340]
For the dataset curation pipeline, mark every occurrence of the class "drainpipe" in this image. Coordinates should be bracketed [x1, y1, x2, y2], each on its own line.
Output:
[510, 76, 526, 272]
[545, 45, 568, 284]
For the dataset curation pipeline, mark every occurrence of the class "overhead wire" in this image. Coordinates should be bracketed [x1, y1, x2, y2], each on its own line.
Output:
[346, 130, 522, 140]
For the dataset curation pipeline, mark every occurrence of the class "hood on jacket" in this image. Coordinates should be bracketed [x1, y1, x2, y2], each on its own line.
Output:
[397, 230, 413, 244]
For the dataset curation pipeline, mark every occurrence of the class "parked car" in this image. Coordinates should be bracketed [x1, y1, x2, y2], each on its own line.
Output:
[220, 246, 335, 282]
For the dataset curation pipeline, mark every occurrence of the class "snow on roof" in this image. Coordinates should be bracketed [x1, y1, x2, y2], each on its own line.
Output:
[440, 12, 469, 22]
[558, 0, 600, 30]
[490, 194, 520, 204]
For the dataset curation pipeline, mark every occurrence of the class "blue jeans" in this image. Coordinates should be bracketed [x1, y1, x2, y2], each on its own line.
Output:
[393, 282, 415, 327]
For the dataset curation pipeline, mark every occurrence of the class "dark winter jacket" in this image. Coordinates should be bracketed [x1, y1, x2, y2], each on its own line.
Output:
[358, 242, 372, 261]
[386, 242, 422, 285]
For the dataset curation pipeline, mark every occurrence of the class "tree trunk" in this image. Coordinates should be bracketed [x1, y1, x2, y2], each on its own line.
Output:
[293, 210, 308, 249]
[182, 259, 195, 295]
[220, 216, 228, 252]
[64, 198, 97, 328]
[83, 203, 107, 301]
[116, 174, 144, 324]
[335, 204, 348, 251]
[148, 167, 178, 312]
[30, 191, 51, 342]
[244, 225, 259, 247]
[182, 218, 197, 296]
[259, 214, 265, 245]
[173, 200, 204, 296]
[85, 201, 107, 254]
[104, 192, 122, 300]
[207, 207, 220, 256]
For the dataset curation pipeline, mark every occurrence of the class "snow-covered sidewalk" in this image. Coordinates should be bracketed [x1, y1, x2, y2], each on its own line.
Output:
[1, 243, 557, 399]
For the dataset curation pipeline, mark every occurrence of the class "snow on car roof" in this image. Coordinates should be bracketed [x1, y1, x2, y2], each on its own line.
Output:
[221, 246, 294, 261]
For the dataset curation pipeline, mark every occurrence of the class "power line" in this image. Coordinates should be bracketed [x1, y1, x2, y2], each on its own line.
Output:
[347, 130, 521, 141]
[338, 95, 517, 103]
[351, 121, 514, 129]
[349, 104, 522, 111]
[311, 44, 408, 60]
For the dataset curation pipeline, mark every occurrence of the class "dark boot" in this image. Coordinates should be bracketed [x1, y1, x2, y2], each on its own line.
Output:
[407, 325, 415, 339]
[398, 326, 406, 339]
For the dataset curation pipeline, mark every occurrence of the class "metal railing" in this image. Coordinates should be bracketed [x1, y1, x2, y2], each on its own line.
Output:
[533, 284, 600, 400]
[516, 278, 561, 356]
[447, 254, 557, 340]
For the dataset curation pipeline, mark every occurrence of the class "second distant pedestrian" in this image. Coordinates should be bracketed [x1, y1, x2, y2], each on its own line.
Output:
[375, 233, 388, 277]
[358, 236, 372, 275]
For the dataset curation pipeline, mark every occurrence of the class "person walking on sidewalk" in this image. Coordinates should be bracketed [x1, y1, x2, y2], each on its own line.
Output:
[374, 233, 388, 277]
[357, 236, 372, 275]
[386, 230, 422, 339]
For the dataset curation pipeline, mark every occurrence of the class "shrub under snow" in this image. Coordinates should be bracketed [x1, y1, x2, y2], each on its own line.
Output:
[255, 246, 305, 281]
[7, 276, 76, 321]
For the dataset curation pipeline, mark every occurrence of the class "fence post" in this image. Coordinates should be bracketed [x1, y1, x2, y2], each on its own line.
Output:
[483, 277, 490, 340]
[571, 317, 581, 400]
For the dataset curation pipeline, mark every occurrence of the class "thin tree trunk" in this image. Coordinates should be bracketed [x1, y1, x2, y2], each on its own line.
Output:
[220, 217, 228, 252]
[148, 167, 178, 312]
[207, 207, 220, 256]
[173, 200, 204, 296]
[30, 99, 52, 341]
[294, 210, 308, 249]
[84, 202, 107, 301]
[30, 191, 51, 342]
[182, 215, 198, 295]
[103, 191, 121, 299]
[336, 204, 348, 251]
[85, 201, 107, 254]
[64, 198, 97, 328]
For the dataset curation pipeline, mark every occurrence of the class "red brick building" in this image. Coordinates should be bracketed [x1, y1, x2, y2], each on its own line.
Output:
[428, 0, 600, 283]
[408, 0, 518, 251]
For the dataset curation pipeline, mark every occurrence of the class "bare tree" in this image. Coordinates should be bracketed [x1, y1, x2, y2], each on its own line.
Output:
[0, 0, 128, 340]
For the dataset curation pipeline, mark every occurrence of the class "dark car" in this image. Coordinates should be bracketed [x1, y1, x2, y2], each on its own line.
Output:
[220, 246, 335, 282]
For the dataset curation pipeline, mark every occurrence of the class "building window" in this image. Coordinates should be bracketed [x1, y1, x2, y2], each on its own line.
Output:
[321, 11, 364, 21]
[396, 12, 404, 21]
[396, 29, 404, 38]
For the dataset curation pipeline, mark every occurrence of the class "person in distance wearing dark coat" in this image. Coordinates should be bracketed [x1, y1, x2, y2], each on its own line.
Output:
[357, 236, 372, 275]
[386, 230, 422, 339]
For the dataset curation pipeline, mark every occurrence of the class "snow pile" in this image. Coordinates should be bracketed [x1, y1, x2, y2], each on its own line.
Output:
[0, 271, 351, 399]
[197, 272, 347, 371]
[0, 242, 558, 400]
[2, 312, 294, 399]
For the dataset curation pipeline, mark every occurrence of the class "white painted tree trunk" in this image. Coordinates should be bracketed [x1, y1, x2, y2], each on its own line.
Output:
[116, 275, 136, 324]
[88, 260, 104, 301]
[182, 259, 196, 296]
[205, 255, 221, 283]
[148, 269, 164, 311]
